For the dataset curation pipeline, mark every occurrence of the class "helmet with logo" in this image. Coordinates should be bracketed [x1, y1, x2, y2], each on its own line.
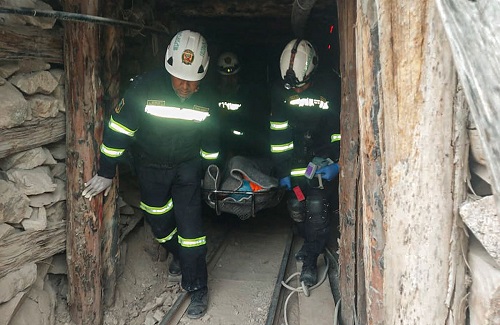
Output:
[217, 52, 240, 75]
[165, 30, 210, 81]
[279, 39, 318, 89]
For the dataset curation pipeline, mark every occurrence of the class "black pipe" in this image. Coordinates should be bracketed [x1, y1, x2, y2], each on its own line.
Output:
[0, 7, 169, 35]
[291, 0, 317, 38]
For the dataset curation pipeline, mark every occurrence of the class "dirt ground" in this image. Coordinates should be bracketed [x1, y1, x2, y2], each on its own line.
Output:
[51, 220, 185, 325]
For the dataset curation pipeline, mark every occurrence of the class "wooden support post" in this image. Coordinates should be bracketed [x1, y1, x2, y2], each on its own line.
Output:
[100, 0, 124, 307]
[336, 0, 361, 324]
[63, 1, 104, 324]
[354, 1, 469, 324]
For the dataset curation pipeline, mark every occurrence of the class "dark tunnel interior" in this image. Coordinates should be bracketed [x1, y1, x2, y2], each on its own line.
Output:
[117, 1, 341, 94]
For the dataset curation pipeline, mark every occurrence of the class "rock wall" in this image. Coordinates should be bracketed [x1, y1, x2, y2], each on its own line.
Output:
[0, 1, 67, 324]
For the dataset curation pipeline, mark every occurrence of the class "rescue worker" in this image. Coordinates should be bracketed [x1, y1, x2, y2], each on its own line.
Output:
[215, 51, 270, 159]
[81, 30, 219, 319]
[269, 39, 341, 286]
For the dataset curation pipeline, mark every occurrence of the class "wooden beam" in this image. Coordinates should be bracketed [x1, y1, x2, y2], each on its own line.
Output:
[0, 25, 63, 64]
[336, 0, 360, 324]
[0, 113, 65, 159]
[63, 0, 104, 324]
[160, 0, 334, 18]
[0, 221, 65, 278]
[356, 2, 384, 323]
[356, 1, 469, 324]
[100, 0, 124, 307]
[435, 0, 500, 216]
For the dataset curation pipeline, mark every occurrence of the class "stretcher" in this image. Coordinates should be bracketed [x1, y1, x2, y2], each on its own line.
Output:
[203, 156, 285, 220]
[203, 186, 285, 220]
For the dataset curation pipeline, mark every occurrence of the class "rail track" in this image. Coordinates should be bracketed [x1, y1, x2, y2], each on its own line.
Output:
[158, 204, 339, 325]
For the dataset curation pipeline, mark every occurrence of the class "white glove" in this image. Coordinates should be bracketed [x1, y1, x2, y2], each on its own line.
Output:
[82, 175, 113, 201]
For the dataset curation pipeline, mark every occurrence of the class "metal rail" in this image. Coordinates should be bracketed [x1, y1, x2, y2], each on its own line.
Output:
[265, 226, 294, 325]
[159, 223, 233, 324]
[159, 219, 295, 324]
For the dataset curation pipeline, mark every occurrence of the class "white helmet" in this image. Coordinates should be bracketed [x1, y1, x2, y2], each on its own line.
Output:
[165, 30, 210, 81]
[217, 52, 240, 75]
[279, 39, 318, 89]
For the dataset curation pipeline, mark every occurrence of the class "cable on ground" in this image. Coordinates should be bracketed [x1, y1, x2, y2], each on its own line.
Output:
[281, 247, 337, 325]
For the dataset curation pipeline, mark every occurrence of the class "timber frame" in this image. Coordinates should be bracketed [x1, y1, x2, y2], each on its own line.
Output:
[20, 0, 496, 324]
[337, 0, 499, 324]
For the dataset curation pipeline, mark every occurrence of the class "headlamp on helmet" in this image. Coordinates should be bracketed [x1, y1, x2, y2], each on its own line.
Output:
[217, 52, 240, 75]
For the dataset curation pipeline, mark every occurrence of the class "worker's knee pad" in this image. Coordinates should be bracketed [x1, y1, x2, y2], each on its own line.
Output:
[287, 196, 306, 223]
[306, 195, 331, 231]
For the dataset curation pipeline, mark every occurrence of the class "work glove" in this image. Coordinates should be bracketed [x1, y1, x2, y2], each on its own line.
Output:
[279, 176, 292, 190]
[82, 174, 113, 201]
[315, 163, 339, 181]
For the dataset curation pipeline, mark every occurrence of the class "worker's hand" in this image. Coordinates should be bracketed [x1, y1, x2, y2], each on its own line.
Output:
[279, 176, 292, 190]
[315, 163, 339, 181]
[82, 175, 113, 201]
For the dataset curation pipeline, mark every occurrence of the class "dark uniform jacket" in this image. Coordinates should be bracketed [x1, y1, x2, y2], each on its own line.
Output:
[269, 72, 341, 179]
[217, 83, 270, 159]
[98, 69, 220, 178]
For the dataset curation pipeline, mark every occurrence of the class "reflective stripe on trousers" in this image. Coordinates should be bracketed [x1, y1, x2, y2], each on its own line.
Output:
[137, 158, 208, 292]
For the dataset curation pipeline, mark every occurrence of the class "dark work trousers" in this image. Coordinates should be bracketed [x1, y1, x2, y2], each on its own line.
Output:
[290, 176, 339, 265]
[137, 158, 207, 292]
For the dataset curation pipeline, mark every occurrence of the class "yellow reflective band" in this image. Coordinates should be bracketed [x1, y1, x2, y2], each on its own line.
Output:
[291, 168, 306, 177]
[270, 121, 288, 130]
[200, 149, 219, 160]
[270, 141, 294, 153]
[100, 144, 124, 158]
[289, 97, 329, 109]
[331, 134, 341, 142]
[108, 116, 136, 137]
[178, 235, 207, 248]
[232, 129, 244, 136]
[140, 198, 174, 215]
[145, 105, 210, 122]
[218, 101, 242, 111]
[156, 228, 178, 243]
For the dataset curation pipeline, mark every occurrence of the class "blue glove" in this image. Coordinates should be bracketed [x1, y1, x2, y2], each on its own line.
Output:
[315, 163, 339, 181]
[279, 176, 292, 190]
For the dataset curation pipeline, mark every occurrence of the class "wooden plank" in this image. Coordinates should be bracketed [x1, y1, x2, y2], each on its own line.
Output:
[0, 221, 65, 278]
[63, 0, 104, 324]
[0, 113, 65, 159]
[336, 0, 360, 324]
[0, 25, 63, 64]
[436, 0, 500, 216]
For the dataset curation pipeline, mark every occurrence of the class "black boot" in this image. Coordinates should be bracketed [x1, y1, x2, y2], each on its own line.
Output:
[187, 287, 209, 319]
[168, 256, 181, 276]
[300, 262, 318, 287]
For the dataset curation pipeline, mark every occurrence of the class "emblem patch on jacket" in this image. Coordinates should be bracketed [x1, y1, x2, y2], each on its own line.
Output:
[182, 49, 194, 65]
[115, 98, 125, 114]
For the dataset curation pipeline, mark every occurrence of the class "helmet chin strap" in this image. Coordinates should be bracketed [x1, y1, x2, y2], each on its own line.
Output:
[284, 39, 302, 89]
